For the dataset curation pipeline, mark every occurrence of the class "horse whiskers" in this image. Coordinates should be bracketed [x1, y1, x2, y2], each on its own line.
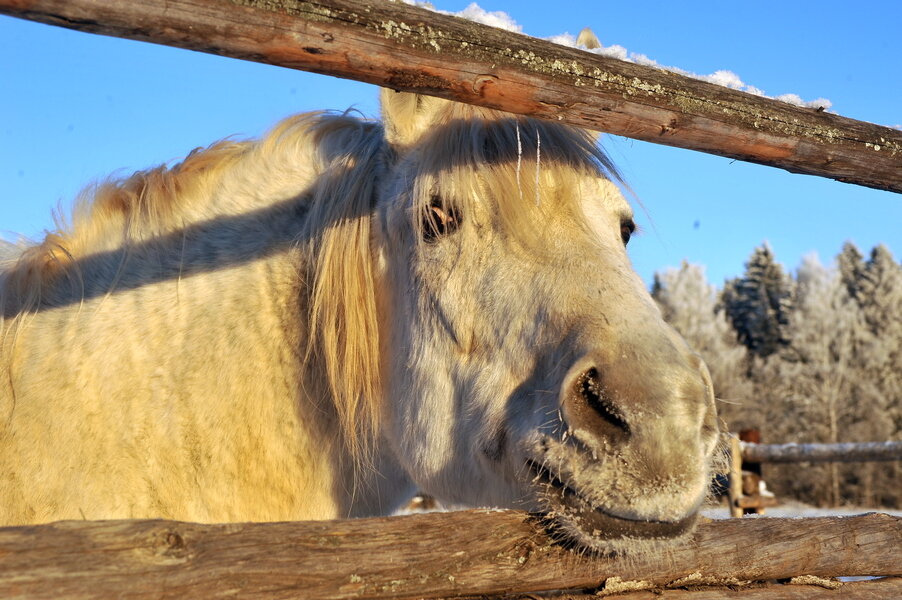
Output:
[515, 122, 523, 203]
[534, 128, 541, 206]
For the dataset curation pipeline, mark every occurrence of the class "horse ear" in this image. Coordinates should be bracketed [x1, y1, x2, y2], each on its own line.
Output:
[576, 27, 601, 50]
[380, 88, 450, 148]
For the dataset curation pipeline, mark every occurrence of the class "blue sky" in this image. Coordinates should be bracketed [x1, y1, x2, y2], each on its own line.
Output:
[2, 1, 900, 287]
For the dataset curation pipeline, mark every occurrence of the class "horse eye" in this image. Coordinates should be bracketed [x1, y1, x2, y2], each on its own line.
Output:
[423, 199, 460, 242]
[620, 221, 635, 246]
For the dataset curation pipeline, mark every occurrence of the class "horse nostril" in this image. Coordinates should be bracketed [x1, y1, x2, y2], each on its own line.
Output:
[572, 367, 630, 436]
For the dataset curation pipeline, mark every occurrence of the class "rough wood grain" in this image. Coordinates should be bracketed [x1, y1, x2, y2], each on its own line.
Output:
[742, 441, 902, 464]
[0, 0, 899, 192]
[0, 511, 898, 599]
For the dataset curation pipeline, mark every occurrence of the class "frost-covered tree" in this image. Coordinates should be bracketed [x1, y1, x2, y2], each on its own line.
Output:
[844, 245, 902, 445]
[854, 245, 902, 505]
[837, 243, 901, 423]
[756, 248, 901, 507]
[722, 244, 794, 360]
[858, 244, 902, 332]
[837, 241, 867, 303]
[653, 243, 901, 508]
[761, 254, 875, 505]
[651, 262, 753, 429]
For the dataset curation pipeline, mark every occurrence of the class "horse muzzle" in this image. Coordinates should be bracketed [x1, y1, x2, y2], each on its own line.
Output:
[523, 346, 717, 551]
[527, 457, 699, 546]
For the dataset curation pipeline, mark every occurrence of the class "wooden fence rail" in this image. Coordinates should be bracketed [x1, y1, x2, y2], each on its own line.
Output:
[0, 511, 899, 599]
[726, 438, 902, 517]
[1, 0, 900, 192]
[742, 440, 902, 464]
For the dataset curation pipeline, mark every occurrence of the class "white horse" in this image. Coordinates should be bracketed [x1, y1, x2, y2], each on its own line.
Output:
[0, 90, 718, 552]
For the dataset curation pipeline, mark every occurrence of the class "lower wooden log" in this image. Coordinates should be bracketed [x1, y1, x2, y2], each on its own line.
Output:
[0, 511, 898, 599]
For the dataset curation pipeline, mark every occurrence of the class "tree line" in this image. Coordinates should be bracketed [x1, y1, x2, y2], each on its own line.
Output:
[652, 242, 901, 508]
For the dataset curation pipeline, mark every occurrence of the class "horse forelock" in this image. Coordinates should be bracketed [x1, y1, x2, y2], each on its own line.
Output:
[403, 105, 624, 253]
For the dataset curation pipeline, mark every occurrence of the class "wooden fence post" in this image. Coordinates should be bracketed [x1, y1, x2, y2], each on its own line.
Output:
[728, 434, 743, 518]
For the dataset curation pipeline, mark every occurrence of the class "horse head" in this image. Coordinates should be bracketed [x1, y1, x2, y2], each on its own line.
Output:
[374, 90, 719, 552]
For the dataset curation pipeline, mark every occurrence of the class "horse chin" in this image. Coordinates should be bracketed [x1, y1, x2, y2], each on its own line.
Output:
[528, 460, 699, 554]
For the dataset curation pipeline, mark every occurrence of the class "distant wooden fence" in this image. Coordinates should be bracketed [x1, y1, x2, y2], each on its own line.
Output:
[741, 440, 902, 463]
[1, 0, 900, 193]
[727, 438, 902, 517]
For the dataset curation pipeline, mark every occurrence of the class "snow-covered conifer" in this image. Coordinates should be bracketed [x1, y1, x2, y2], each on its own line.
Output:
[722, 244, 794, 360]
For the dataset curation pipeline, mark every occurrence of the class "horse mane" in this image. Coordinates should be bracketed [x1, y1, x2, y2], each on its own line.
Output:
[0, 111, 387, 458]
[1, 135, 246, 317]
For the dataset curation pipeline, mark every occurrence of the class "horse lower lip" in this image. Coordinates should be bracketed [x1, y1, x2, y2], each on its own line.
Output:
[527, 459, 696, 537]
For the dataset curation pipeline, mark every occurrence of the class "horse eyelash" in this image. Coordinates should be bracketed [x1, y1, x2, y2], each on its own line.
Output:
[422, 195, 461, 242]
[620, 219, 638, 245]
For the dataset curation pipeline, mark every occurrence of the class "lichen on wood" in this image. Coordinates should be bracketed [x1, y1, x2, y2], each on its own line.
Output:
[1, 0, 900, 192]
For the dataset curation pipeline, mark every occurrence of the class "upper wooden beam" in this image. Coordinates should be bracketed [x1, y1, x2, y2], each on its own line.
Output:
[1, 0, 900, 193]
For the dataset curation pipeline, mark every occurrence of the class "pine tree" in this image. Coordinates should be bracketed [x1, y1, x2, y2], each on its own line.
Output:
[837, 241, 866, 303]
[856, 245, 902, 506]
[722, 244, 794, 359]
[759, 248, 901, 508]
[859, 244, 902, 333]
[762, 254, 872, 505]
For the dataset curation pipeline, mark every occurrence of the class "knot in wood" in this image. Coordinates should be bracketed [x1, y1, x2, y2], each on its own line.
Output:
[660, 119, 679, 136]
[512, 540, 533, 565]
[473, 74, 499, 96]
[386, 69, 450, 94]
[161, 531, 188, 559]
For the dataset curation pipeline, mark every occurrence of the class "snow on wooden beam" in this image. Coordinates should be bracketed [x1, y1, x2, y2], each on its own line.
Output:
[0, 511, 899, 598]
[1, 0, 900, 193]
[742, 441, 902, 464]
